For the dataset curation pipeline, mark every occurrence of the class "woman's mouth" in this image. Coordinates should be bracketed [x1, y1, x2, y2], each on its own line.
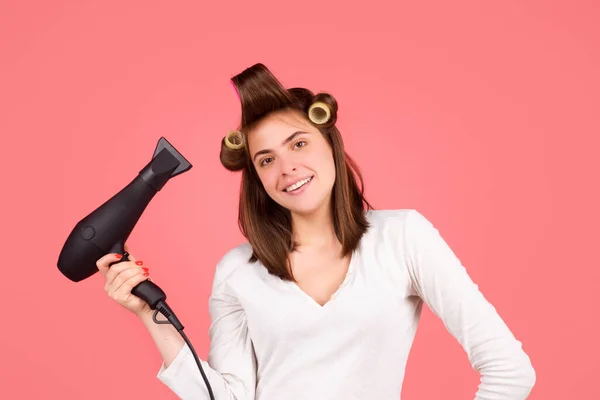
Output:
[283, 176, 314, 194]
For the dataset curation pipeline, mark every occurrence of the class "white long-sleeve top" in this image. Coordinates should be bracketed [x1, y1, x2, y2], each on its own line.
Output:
[156, 209, 536, 399]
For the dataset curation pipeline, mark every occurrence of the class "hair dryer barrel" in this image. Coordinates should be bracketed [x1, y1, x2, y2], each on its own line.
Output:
[57, 137, 192, 282]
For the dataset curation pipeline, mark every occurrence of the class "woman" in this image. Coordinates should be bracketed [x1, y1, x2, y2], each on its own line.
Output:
[96, 63, 536, 399]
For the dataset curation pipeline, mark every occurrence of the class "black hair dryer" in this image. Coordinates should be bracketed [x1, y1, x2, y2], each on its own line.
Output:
[57, 137, 191, 322]
[57, 136, 215, 399]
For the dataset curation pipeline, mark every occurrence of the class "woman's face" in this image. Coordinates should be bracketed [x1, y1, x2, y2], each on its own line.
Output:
[247, 110, 336, 217]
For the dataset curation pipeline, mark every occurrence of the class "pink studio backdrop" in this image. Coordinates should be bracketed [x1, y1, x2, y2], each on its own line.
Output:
[1, 1, 598, 399]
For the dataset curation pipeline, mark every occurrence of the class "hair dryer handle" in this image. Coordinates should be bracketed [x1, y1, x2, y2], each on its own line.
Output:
[131, 280, 166, 309]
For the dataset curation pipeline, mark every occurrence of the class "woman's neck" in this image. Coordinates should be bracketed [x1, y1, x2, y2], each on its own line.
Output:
[290, 205, 340, 253]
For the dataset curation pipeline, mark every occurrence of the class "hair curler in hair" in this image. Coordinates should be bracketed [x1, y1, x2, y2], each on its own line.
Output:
[224, 130, 245, 150]
[308, 101, 331, 125]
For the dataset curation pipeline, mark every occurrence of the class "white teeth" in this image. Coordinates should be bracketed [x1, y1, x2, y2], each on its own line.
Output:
[285, 177, 312, 192]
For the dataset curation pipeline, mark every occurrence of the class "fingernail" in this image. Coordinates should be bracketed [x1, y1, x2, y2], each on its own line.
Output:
[135, 261, 143, 265]
[142, 267, 149, 272]
[143, 272, 149, 276]
[115, 254, 123, 259]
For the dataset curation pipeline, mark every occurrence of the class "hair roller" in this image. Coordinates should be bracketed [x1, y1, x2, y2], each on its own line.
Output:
[308, 101, 331, 125]
[224, 130, 245, 150]
[308, 92, 338, 127]
[220, 130, 246, 171]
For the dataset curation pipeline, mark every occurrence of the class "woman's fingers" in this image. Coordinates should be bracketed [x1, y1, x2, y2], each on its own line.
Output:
[96, 244, 137, 277]
[107, 269, 148, 305]
[96, 253, 125, 276]
[118, 270, 151, 302]
[108, 266, 148, 294]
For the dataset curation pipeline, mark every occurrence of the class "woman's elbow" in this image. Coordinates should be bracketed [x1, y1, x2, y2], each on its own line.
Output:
[479, 349, 536, 395]
[520, 359, 536, 391]
[509, 353, 536, 394]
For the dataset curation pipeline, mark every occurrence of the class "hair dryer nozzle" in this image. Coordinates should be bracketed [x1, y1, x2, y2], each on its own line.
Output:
[154, 137, 192, 178]
[139, 137, 193, 191]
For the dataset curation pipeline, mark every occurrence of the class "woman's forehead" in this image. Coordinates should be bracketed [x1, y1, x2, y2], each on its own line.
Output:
[248, 111, 313, 143]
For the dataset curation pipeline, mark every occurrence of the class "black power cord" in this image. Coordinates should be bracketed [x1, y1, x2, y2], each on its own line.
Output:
[153, 301, 215, 400]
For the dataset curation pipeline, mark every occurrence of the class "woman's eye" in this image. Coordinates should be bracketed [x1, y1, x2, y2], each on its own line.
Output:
[260, 157, 273, 166]
[294, 140, 307, 149]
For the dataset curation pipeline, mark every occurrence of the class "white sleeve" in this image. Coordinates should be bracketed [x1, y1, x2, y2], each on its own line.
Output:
[403, 209, 536, 400]
[156, 256, 257, 400]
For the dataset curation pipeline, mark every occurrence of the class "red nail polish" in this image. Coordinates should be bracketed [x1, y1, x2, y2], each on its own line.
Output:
[142, 267, 149, 272]
[143, 272, 149, 276]
[115, 254, 123, 259]
[135, 261, 143, 265]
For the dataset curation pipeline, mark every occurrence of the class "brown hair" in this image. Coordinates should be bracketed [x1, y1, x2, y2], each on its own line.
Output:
[220, 63, 372, 281]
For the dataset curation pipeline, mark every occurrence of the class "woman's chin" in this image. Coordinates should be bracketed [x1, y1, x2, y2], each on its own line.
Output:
[285, 199, 328, 217]
[273, 186, 331, 217]
[289, 207, 318, 217]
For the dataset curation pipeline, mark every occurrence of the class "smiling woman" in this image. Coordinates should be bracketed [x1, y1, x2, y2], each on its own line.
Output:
[145, 63, 536, 400]
[219, 63, 371, 281]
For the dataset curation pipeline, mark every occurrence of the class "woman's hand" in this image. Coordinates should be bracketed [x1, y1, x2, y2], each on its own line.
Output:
[96, 244, 152, 317]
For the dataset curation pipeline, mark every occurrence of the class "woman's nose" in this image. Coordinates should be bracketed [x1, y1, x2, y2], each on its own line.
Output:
[279, 155, 297, 174]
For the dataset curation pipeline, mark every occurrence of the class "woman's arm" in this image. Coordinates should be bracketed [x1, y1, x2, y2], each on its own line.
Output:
[403, 209, 536, 399]
[138, 308, 184, 368]
[151, 253, 257, 400]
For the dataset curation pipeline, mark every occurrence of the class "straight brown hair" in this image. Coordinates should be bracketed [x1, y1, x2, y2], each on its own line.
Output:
[220, 63, 372, 281]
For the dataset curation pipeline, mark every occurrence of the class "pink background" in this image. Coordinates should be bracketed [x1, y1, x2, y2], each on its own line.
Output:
[1, 0, 598, 398]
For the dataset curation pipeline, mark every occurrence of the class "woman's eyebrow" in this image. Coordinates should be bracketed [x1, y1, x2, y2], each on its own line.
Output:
[252, 131, 309, 161]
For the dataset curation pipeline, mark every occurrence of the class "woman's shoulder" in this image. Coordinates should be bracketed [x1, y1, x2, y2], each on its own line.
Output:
[365, 208, 422, 229]
[362, 208, 435, 243]
[219, 241, 254, 264]
[212, 242, 255, 286]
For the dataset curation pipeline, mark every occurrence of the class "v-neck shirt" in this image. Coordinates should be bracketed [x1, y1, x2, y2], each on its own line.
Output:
[156, 209, 536, 399]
